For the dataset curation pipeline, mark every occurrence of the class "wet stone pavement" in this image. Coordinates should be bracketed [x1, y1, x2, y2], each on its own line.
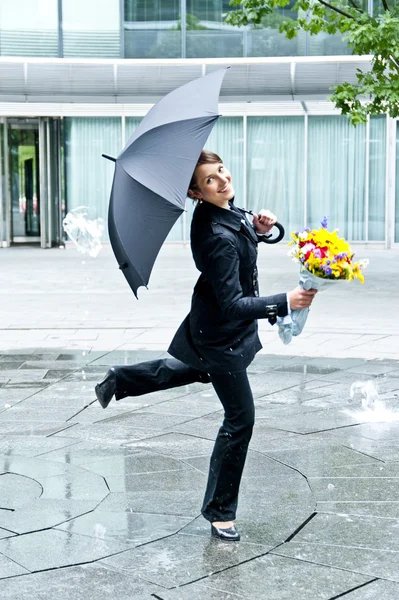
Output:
[1, 350, 399, 598]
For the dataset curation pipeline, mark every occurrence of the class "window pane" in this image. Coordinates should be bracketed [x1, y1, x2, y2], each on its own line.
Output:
[125, 117, 142, 141]
[64, 118, 121, 239]
[0, 0, 58, 57]
[247, 1, 301, 58]
[124, 0, 181, 58]
[62, 0, 120, 58]
[396, 122, 399, 243]
[308, 116, 366, 241]
[186, 0, 243, 57]
[368, 116, 386, 241]
[247, 117, 304, 237]
[0, 121, 6, 243]
[308, 32, 351, 56]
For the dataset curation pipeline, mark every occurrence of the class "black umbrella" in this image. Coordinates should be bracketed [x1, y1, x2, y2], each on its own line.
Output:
[103, 67, 285, 297]
[103, 68, 227, 297]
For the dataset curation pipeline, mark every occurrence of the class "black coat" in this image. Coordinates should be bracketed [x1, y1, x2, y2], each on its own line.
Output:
[168, 200, 289, 374]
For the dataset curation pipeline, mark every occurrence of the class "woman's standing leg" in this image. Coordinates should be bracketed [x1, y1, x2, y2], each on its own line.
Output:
[201, 370, 255, 525]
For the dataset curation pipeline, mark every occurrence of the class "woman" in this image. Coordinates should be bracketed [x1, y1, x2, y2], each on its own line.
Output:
[95, 150, 316, 541]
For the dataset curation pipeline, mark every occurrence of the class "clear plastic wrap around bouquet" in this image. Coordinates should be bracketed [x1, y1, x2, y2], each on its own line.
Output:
[277, 217, 368, 345]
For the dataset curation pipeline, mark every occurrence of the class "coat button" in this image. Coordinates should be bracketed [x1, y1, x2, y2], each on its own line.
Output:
[254, 290, 259, 297]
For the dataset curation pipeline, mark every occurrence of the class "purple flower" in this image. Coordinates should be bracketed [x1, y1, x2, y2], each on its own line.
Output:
[321, 216, 329, 229]
[325, 267, 333, 275]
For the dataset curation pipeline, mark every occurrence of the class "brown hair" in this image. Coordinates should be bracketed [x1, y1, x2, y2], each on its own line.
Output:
[188, 150, 223, 200]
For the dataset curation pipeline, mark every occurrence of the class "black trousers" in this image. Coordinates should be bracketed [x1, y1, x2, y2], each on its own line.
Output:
[113, 358, 254, 523]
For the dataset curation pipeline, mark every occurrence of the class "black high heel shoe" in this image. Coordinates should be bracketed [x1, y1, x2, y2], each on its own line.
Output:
[211, 524, 240, 541]
[95, 369, 117, 409]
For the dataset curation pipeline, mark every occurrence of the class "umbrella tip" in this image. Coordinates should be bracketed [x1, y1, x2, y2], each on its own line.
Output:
[102, 154, 116, 162]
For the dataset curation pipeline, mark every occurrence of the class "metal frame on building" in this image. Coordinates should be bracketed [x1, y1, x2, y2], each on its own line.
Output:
[0, 56, 373, 105]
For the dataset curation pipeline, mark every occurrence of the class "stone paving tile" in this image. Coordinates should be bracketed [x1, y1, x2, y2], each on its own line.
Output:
[273, 540, 399, 583]
[0, 499, 96, 534]
[52, 423, 160, 444]
[317, 501, 399, 519]
[33, 441, 141, 464]
[0, 407, 74, 423]
[100, 468, 207, 512]
[259, 442, 382, 477]
[0, 369, 50, 383]
[264, 406, 372, 434]
[141, 390, 220, 417]
[0, 473, 43, 509]
[0, 563, 165, 598]
[97, 490, 201, 518]
[336, 421, 399, 443]
[100, 532, 272, 588]
[93, 409, 199, 431]
[0, 436, 78, 458]
[0, 554, 30, 579]
[122, 432, 216, 459]
[77, 452, 191, 478]
[0, 422, 74, 436]
[331, 579, 399, 599]
[295, 512, 399, 552]
[159, 553, 372, 599]
[0, 529, 129, 572]
[56, 511, 191, 546]
[0, 455, 77, 478]
[39, 470, 109, 502]
[0, 348, 398, 597]
[306, 461, 399, 478]
[89, 349, 165, 366]
[309, 476, 399, 502]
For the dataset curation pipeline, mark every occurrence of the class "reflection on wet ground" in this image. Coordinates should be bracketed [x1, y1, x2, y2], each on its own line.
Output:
[1, 349, 399, 598]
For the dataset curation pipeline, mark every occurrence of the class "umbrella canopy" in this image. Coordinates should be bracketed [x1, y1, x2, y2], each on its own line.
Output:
[107, 67, 228, 297]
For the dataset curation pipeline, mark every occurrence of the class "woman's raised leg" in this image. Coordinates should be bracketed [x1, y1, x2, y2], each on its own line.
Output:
[95, 357, 210, 408]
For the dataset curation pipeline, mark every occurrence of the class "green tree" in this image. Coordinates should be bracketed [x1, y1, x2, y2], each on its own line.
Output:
[226, 1, 399, 124]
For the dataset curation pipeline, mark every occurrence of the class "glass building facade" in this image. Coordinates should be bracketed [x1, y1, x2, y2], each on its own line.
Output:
[0, 0, 398, 248]
[61, 114, 389, 243]
[0, 0, 352, 59]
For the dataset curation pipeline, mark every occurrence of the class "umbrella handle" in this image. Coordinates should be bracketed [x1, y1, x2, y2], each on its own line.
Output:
[259, 222, 285, 244]
[240, 208, 285, 244]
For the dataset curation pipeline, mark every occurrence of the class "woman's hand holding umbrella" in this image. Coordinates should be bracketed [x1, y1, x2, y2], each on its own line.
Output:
[252, 209, 277, 234]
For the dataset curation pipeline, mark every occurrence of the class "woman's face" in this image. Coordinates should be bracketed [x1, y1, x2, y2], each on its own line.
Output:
[190, 162, 235, 207]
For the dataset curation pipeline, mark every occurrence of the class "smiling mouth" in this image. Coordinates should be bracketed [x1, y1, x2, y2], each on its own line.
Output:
[219, 184, 231, 193]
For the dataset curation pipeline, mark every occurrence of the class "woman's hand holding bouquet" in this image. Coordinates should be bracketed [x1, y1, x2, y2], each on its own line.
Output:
[278, 217, 369, 344]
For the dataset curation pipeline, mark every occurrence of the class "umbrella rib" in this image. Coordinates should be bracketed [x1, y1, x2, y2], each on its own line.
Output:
[118, 115, 220, 202]
[123, 114, 220, 152]
[109, 197, 147, 285]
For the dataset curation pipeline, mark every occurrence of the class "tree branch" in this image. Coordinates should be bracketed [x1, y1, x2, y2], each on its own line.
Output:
[381, 0, 389, 11]
[348, 0, 363, 13]
[316, 0, 356, 20]
[389, 55, 399, 74]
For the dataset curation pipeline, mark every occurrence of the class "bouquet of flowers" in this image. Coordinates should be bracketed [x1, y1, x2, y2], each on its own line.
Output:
[277, 217, 369, 344]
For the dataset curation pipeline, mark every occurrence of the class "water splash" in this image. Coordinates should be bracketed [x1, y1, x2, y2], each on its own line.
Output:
[63, 206, 104, 257]
[350, 380, 379, 410]
[344, 379, 399, 423]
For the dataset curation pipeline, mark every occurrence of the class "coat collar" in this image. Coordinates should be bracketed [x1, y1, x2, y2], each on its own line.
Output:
[196, 199, 242, 232]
